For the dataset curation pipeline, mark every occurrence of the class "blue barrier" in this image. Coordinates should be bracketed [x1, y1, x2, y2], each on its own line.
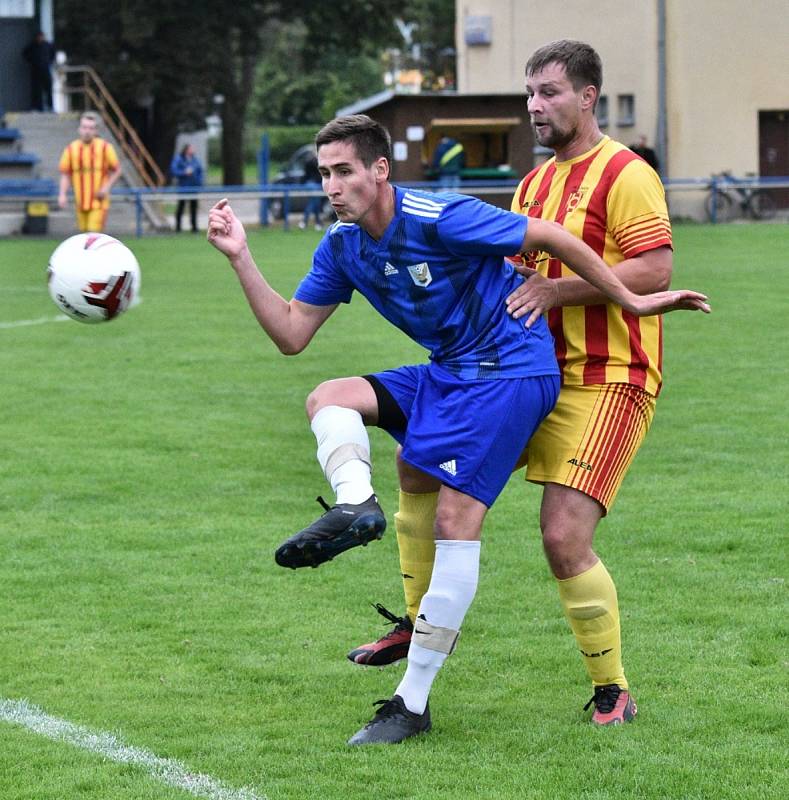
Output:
[83, 176, 789, 237]
[2, 175, 786, 237]
[0, 178, 55, 196]
[0, 152, 39, 165]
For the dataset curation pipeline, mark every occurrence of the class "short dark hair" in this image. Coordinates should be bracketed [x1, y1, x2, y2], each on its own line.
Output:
[525, 40, 603, 96]
[315, 114, 392, 167]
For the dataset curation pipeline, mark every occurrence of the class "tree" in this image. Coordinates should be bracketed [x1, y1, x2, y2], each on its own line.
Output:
[248, 18, 389, 126]
[402, 0, 456, 90]
[57, 0, 278, 184]
[56, 0, 218, 175]
[247, 1, 456, 127]
[55, 1, 454, 183]
[212, 3, 274, 185]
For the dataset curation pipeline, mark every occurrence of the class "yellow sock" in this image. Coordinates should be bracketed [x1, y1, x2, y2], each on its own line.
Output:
[395, 490, 438, 622]
[556, 560, 628, 689]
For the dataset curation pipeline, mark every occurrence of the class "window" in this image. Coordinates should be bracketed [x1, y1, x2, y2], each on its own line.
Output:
[596, 95, 609, 127]
[617, 94, 635, 126]
[0, 0, 35, 15]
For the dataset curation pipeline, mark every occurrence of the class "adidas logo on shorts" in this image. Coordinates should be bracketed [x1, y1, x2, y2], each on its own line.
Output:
[439, 459, 457, 477]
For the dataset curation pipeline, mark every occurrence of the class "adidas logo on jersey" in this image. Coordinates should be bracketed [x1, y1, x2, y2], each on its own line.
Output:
[438, 459, 457, 477]
[384, 262, 399, 276]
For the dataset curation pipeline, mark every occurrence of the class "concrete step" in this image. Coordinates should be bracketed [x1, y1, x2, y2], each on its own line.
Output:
[0, 213, 23, 236]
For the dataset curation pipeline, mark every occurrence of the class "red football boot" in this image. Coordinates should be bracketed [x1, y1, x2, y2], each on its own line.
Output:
[584, 684, 638, 725]
[347, 604, 413, 667]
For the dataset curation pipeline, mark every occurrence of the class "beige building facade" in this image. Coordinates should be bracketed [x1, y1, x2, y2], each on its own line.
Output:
[455, 0, 789, 217]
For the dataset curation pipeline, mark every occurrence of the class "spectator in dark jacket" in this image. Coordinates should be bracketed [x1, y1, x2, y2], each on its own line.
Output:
[630, 134, 660, 173]
[170, 144, 204, 232]
[23, 32, 55, 111]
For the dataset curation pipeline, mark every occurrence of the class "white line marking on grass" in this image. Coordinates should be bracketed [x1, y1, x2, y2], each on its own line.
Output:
[0, 315, 70, 329]
[0, 698, 265, 800]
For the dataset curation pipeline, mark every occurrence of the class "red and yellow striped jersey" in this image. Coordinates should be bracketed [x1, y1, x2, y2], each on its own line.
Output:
[59, 138, 119, 212]
[511, 136, 672, 396]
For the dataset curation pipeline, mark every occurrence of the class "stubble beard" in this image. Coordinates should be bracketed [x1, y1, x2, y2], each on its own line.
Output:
[533, 121, 575, 151]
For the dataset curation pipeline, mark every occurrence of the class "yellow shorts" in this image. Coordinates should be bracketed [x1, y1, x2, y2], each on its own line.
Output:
[76, 207, 108, 232]
[523, 383, 656, 514]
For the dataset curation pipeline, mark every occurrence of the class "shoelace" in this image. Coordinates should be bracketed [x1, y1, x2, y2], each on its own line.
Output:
[584, 684, 622, 714]
[315, 496, 331, 513]
[370, 697, 406, 720]
[372, 603, 412, 634]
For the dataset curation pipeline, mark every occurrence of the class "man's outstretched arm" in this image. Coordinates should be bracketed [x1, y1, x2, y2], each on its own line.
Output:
[517, 218, 710, 327]
[207, 199, 337, 354]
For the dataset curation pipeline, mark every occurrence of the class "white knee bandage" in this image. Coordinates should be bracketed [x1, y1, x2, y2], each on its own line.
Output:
[322, 442, 371, 481]
[311, 405, 373, 505]
[312, 405, 371, 480]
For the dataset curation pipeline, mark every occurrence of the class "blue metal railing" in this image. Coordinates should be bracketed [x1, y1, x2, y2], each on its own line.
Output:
[1, 175, 787, 236]
[116, 179, 523, 237]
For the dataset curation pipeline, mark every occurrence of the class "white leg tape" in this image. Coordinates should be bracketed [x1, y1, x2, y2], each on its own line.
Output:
[323, 443, 371, 481]
[412, 618, 460, 655]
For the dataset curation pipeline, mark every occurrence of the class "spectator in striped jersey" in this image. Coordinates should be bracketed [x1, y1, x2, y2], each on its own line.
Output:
[58, 112, 121, 232]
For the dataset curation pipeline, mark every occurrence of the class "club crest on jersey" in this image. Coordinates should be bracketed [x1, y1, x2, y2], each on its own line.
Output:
[407, 262, 432, 287]
[566, 187, 587, 214]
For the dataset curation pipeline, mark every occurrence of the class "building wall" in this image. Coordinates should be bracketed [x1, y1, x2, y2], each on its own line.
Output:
[455, 0, 789, 217]
[664, 0, 789, 216]
[665, 0, 789, 178]
[456, 2, 660, 150]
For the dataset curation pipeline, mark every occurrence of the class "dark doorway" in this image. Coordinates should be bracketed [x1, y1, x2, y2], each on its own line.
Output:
[759, 110, 789, 208]
[0, 19, 38, 112]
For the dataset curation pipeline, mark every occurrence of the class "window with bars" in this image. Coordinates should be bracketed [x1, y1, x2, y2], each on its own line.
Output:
[597, 95, 609, 127]
[617, 94, 635, 126]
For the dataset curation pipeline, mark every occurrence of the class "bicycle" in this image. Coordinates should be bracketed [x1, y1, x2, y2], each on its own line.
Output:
[705, 171, 777, 222]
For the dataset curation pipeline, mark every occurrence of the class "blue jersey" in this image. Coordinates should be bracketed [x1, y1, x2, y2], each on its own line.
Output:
[294, 187, 559, 380]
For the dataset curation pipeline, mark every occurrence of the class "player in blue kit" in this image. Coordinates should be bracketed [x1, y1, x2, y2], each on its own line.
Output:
[207, 115, 709, 745]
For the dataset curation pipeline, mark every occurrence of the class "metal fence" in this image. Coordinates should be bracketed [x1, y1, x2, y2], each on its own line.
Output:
[117, 179, 529, 237]
[2, 176, 788, 237]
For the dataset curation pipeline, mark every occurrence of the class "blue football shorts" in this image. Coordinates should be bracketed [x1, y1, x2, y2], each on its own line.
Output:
[367, 363, 559, 507]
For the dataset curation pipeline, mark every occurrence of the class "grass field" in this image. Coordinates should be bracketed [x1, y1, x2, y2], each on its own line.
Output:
[0, 223, 786, 799]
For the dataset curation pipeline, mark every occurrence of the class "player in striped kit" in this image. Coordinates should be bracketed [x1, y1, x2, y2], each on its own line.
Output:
[349, 40, 696, 728]
[58, 112, 121, 233]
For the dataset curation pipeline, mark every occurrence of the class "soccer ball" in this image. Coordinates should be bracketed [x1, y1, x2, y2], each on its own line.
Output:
[47, 233, 141, 323]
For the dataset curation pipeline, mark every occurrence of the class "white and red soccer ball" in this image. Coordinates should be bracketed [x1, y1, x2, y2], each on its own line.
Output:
[47, 233, 141, 323]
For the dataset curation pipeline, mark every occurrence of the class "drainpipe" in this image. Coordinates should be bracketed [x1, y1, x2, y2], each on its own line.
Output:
[656, 0, 668, 177]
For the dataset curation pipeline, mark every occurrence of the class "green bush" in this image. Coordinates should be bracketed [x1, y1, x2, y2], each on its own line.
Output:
[262, 125, 320, 161]
[207, 125, 319, 170]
